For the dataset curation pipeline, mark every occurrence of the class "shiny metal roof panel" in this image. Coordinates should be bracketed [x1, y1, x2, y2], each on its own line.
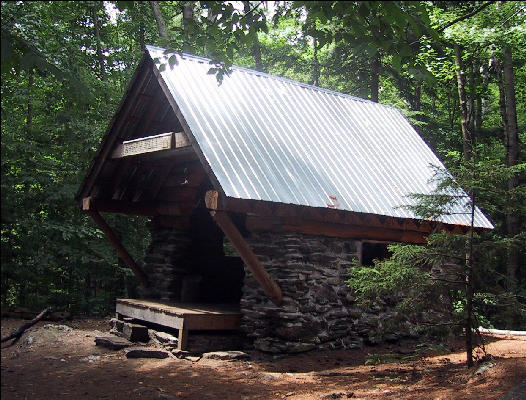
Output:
[146, 46, 493, 229]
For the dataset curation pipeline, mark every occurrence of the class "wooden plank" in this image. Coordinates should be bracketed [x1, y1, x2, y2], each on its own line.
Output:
[87, 211, 149, 287]
[111, 132, 190, 159]
[83, 196, 176, 216]
[115, 299, 241, 330]
[178, 322, 188, 350]
[116, 302, 184, 329]
[112, 132, 172, 158]
[211, 210, 283, 305]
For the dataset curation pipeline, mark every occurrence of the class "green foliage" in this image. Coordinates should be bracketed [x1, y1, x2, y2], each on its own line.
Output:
[0, 1, 524, 323]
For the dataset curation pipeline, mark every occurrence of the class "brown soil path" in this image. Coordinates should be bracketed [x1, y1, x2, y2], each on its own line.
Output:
[1, 318, 525, 399]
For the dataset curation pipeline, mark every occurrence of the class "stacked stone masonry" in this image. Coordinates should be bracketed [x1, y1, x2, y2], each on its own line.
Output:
[139, 226, 423, 354]
[138, 227, 192, 300]
[241, 232, 365, 353]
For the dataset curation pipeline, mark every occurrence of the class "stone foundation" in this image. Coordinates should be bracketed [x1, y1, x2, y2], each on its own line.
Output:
[241, 232, 364, 353]
[138, 225, 426, 353]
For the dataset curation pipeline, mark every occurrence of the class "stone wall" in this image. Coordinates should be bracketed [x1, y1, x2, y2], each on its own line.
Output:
[241, 232, 364, 353]
[138, 214, 244, 303]
[138, 226, 192, 301]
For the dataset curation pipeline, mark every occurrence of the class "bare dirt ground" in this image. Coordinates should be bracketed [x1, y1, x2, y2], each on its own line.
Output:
[1, 318, 525, 400]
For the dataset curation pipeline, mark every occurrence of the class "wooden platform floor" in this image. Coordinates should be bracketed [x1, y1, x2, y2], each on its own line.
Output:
[115, 298, 242, 350]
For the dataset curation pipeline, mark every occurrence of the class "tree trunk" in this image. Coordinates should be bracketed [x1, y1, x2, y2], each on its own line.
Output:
[243, 1, 263, 71]
[312, 38, 320, 87]
[93, 4, 110, 105]
[502, 46, 520, 294]
[150, 1, 169, 40]
[182, 1, 195, 52]
[465, 191, 475, 368]
[27, 68, 33, 130]
[370, 53, 380, 102]
[413, 81, 421, 111]
[138, 1, 146, 50]
[454, 44, 472, 161]
[468, 56, 475, 134]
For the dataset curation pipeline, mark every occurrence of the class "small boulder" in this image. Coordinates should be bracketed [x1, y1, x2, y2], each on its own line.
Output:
[125, 347, 170, 359]
[150, 330, 178, 346]
[95, 336, 133, 350]
[202, 351, 250, 360]
[120, 322, 149, 343]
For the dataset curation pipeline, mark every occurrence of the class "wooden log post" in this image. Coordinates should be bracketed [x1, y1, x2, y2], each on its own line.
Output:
[87, 210, 149, 287]
[205, 191, 282, 306]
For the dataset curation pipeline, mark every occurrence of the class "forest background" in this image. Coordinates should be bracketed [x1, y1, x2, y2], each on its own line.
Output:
[1, 1, 525, 330]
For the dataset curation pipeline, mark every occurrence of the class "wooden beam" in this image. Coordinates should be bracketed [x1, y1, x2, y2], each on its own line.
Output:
[111, 132, 190, 159]
[205, 190, 219, 210]
[246, 216, 427, 244]
[211, 210, 282, 305]
[203, 191, 476, 237]
[87, 210, 149, 287]
[82, 196, 188, 216]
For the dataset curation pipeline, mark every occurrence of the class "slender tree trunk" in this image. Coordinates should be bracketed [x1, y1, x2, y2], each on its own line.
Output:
[182, 1, 195, 52]
[468, 57, 476, 137]
[494, 55, 508, 132]
[502, 46, 520, 294]
[150, 1, 169, 40]
[413, 81, 421, 111]
[312, 38, 320, 87]
[454, 44, 472, 161]
[93, 4, 110, 105]
[27, 69, 33, 130]
[370, 53, 380, 102]
[243, 1, 263, 71]
[465, 189, 476, 367]
[138, 1, 146, 50]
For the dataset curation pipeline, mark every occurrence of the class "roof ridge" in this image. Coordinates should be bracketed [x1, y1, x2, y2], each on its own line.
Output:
[145, 45, 396, 109]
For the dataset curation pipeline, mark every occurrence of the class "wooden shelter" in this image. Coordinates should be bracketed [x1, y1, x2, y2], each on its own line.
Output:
[76, 46, 492, 352]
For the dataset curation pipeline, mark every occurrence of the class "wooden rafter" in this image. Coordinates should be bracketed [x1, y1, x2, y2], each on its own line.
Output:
[77, 59, 153, 203]
[82, 196, 189, 216]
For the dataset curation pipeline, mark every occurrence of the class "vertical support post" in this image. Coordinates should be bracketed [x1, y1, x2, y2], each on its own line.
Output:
[178, 321, 188, 350]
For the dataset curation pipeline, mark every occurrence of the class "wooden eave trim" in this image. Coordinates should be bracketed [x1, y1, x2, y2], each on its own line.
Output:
[204, 190, 488, 239]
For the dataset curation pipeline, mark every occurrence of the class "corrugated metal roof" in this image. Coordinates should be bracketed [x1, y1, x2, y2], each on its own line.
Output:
[146, 45, 493, 229]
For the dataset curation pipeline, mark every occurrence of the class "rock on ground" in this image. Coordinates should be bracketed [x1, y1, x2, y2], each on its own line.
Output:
[202, 351, 250, 360]
[125, 347, 170, 359]
[95, 336, 133, 350]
